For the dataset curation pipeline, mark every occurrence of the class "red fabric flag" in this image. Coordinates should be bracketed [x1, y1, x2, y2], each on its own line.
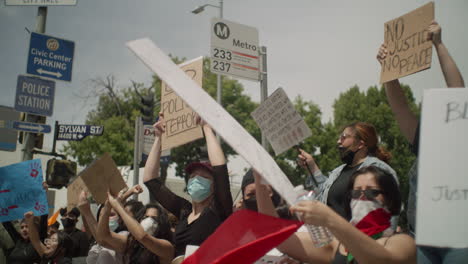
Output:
[182, 209, 303, 264]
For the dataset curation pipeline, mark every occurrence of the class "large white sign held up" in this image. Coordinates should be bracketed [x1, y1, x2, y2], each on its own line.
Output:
[251, 88, 312, 155]
[210, 18, 260, 82]
[127, 39, 297, 205]
[416, 88, 468, 248]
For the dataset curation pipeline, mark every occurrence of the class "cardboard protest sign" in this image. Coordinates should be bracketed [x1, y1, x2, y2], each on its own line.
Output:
[127, 39, 297, 204]
[0, 159, 48, 222]
[416, 89, 468, 248]
[78, 153, 127, 204]
[67, 176, 88, 211]
[251, 88, 312, 155]
[161, 57, 204, 151]
[380, 2, 434, 83]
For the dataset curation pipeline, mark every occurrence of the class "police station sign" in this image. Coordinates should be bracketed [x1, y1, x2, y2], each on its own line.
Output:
[15, 75, 55, 117]
[27, 32, 75, 82]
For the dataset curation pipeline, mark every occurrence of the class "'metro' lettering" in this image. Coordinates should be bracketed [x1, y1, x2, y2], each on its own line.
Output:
[232, 39, 257, 51]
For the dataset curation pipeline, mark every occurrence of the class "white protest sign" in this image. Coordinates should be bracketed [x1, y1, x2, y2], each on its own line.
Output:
[127, 39, 297, 204]
[251, 88, 312, 155]
[416, 88, 468, 248]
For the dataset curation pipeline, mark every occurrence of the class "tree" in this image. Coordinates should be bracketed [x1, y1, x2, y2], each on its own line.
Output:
[63, 58, 260, 184]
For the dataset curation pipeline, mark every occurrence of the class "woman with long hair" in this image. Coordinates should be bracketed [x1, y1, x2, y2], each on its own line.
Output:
[143, 113, 233, 258]
[23, 211, 73, 264]
[255, 166, 415, 264]
[298, 122, 397, 221]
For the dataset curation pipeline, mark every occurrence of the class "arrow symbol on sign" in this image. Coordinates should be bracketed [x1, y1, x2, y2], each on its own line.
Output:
[37, 68, 62, 78]
[18, 123, 44, 132]
[77, 134, 83, 139]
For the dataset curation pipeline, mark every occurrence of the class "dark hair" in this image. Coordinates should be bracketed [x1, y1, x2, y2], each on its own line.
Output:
[47, 230, 73, 260]
[344, 166, 401, 217]
[124, 199, 144, 218]
[59, 207, 80, 218]
[50, 221, 60, 229]
[125, 203, 173, 264]
[345, 122, 392, 163]
[241, 169, 254, 196]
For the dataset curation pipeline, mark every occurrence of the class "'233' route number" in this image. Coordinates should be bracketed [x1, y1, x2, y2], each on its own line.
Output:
[212, 48, 232, 72]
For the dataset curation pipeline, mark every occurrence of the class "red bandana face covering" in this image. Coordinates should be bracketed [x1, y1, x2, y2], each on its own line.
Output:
[347, 199, 394, 262]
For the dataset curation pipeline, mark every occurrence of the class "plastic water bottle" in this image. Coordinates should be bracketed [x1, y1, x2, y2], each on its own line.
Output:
[295, 185, 334, 248]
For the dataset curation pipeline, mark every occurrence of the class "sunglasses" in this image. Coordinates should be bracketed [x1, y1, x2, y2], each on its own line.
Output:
[350, 189, 384, 199]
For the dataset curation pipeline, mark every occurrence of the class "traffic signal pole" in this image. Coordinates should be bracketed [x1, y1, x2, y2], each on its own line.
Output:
[260, 46, 268, 150]
[133, 116, 142, 200]
[22, 6, 47, 161]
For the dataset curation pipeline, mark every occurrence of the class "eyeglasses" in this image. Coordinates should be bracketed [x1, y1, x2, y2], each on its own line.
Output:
[350, 189, 384, 199]
[44, 238, 58, 245]
[339, 132, 354, 142]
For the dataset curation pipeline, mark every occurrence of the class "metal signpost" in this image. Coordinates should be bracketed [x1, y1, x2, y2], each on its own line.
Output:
[27, 32, 75, 82]
[56, 124, 104, 141]
[210, 18, 260, 82]
[12, 120, 51, 134]
[15, 75, 55, 116]
[5, 0, 77, 5]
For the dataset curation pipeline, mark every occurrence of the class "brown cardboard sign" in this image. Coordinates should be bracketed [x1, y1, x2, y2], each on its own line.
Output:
[66, 176, 88, 211]
[78, 153, 127, 204]
[161, 57, 204, 150]
[380, 2, 434, 83]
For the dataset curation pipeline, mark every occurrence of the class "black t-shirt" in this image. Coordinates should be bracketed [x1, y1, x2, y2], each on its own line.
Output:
[65, 228, 90, 258]
[3, 215, 47, 264]
[327, 165, 360, 221]
[144, 164, 232, 257]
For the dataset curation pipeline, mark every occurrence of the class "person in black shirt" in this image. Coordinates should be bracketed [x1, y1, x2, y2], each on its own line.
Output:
[143, 113, 233, 258]
[59, 207, 90, 258]
[2, 216, 45, 264]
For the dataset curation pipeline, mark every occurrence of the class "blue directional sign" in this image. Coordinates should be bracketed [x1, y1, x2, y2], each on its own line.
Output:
[27, 32, 75, 82]
[57, 124, 104, 141]
[12, 121, 51, 134]
[15, 75, 55, 117]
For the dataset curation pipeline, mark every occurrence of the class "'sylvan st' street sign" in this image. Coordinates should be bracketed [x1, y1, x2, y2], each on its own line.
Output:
[57, 124, 104, 141]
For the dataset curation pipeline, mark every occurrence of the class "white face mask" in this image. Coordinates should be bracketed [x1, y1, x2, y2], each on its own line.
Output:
[140, 217, 158, 235]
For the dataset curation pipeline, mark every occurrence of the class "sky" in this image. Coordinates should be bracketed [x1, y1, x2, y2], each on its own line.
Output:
[1, 0, 467, 172]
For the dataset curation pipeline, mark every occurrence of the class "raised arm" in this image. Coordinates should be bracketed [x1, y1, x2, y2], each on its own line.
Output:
[201, 120, 225, 166]
[120, 185, 143, 202]
[377, 44, 418, 143]
[24, 211, 48, 257]
[291, 201, 416, 264]
[143, 112, 164, 183]
[429, 21, 465, 88]
[107, 192, 174, 263]
[254, 170, 332, 263]
[95, 200, 127, 253]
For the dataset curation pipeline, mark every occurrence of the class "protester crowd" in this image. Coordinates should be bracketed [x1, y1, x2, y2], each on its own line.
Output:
[1, 21, 467, 264]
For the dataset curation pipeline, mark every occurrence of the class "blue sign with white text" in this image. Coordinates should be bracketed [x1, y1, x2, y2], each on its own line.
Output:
[15, 75, 55, 116]
[12, 121, 51, 134]
[0, 159, 49, 222]
[27, 32, 75, 82]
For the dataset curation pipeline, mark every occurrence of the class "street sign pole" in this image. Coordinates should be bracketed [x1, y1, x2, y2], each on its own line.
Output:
[22, 6, 47, 162]
[260, 46, 268, 150]
[133, 116, 142, 200]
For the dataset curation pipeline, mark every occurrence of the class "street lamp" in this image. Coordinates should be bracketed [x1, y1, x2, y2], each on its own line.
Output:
[191, 1, 224, 108]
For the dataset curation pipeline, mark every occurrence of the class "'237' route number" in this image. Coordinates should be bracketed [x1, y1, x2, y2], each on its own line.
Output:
[212, 48, 231, 72]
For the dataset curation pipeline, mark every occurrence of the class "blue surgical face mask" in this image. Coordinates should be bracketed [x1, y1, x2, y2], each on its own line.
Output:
[187, 175, 212, 202]
[109, 216, 119, 232]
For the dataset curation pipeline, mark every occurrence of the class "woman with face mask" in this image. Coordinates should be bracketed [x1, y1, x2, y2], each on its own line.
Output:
[297, 122, 397, 221]
[143, 113, 233, 259]
[23, 211, 73, 264]
[77, 191, 128, 264]
[96, 194, 174, 264]
[255, 166, 416, 264]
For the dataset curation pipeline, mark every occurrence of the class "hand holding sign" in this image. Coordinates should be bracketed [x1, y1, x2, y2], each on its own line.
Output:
[427, 20, 441, 45]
